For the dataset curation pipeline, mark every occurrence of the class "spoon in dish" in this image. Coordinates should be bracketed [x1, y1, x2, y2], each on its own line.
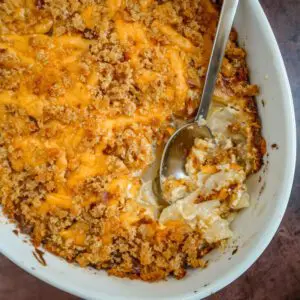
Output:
[156, 0, 240, 203]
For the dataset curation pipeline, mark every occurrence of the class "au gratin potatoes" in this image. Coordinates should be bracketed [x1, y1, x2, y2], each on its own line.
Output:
[0, 0, 265, 281]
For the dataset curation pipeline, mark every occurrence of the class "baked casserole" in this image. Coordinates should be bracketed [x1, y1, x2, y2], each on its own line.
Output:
[0, 0, 265, 281]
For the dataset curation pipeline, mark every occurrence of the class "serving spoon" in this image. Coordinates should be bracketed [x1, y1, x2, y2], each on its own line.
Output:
[155, 0, 240, 203]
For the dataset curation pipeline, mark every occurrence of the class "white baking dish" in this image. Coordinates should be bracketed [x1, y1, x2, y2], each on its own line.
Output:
[0, 0, 296, 299]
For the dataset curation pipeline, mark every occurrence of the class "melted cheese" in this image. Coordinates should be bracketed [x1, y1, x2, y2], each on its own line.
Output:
[0, 88, 44, 118]
[55, 127, 85, 157]
[46, 193, 73, 209]
[81, 6, 96, 28]
[166, 47, 188, 108]
[115, 20, 150, 68]
[39, 192, 72, 215]
[57, 82, 92, 107]
[10, 137, 46, 171]
[115, 20, 148, 45]
[34, 19, 53, 34]
[60, 222, 89, 246]
[107, 0, 124, 17]
[67, 149, 108, 187]
[135, 69, 160, 91]
[153, 21, 196, 53]
[0, 35, 93, 121]
[140, 0, 153, 11]
[101, 113, 166, 129]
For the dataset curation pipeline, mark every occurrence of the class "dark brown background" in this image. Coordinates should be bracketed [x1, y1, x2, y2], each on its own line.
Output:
[1, 1, 299, 299]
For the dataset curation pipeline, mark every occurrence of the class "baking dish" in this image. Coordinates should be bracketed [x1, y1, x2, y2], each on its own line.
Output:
[0, 0, 296, 299]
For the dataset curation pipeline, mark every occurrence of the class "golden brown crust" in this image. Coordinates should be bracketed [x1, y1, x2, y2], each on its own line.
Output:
[0, 0, 264, 281]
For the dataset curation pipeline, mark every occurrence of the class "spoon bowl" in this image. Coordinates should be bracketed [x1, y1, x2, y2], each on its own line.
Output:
[152, 122, 213, 204]
[160, 122, 213, 181]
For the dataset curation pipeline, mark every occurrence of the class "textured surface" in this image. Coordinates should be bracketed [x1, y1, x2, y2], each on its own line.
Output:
[1, 0, 299, 299]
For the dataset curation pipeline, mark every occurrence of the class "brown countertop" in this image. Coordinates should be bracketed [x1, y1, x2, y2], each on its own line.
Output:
[1, 1, 299, 299]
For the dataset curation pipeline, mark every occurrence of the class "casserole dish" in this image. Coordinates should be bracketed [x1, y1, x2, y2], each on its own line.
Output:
[0, 0, 296, 299]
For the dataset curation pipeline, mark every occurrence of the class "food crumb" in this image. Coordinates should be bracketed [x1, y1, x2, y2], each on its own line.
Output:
[259, 182, 266, 196]
[33, 249, 47, 266]
[232, 247, 238, 255]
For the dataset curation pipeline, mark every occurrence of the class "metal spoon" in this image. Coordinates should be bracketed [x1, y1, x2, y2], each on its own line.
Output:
[156, 0, 240, 203]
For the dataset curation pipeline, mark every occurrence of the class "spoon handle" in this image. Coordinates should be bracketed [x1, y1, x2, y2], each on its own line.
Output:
[195, 0, 240, 122]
